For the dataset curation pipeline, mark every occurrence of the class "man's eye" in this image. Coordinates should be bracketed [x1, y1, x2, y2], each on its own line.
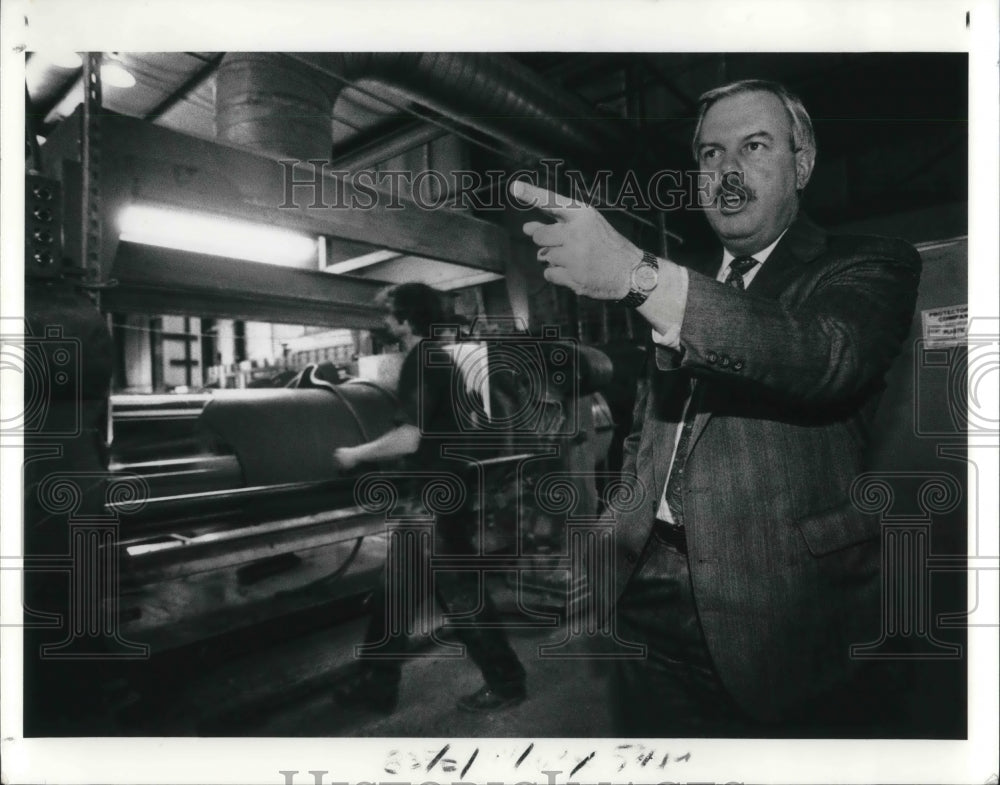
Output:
[701, 149, 720, 162]
[745, 141, 765, 153]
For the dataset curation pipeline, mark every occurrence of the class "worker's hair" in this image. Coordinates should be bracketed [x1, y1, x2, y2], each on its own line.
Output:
[691, 79, 816, 162]
[376, 282, 447, 338]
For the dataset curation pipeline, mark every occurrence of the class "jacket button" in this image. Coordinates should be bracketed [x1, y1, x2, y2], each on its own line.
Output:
[706, 351, 718, 364]
[733, 359, 744, 371]
[720, 355, 730, 368]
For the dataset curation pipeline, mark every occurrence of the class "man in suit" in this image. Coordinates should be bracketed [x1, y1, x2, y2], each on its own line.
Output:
[511, 79, 921, 735]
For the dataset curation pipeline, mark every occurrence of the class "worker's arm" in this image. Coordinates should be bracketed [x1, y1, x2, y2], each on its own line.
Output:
[332, 424, 421, 471]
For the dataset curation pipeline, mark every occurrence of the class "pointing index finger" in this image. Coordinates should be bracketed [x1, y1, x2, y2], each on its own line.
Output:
[509, 179, 583, 219]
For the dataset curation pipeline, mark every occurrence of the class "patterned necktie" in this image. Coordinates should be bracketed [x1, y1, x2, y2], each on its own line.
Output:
[725, 255, 759, 290]
[662, 255, 761, 524]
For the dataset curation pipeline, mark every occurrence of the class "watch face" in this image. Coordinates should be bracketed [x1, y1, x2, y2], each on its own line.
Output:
[633, 262, 658, 293]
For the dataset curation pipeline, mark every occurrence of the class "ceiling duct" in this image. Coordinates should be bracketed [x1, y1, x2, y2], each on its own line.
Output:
[215, 53, 336, 160]
[215, 52, 620, 164]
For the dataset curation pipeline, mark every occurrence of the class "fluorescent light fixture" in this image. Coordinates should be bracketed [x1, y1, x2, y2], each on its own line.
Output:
[324, 249, 402, 274]
[118, 204, 319, 268]
[101, 62, 136, 89]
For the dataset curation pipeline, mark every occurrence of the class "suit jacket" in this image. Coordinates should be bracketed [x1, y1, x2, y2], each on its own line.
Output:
[610, 215, 922, 722]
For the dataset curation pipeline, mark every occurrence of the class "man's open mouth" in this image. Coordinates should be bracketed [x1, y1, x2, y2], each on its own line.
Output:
[718, 189, 748, 214]
[715, 171, 753, 215]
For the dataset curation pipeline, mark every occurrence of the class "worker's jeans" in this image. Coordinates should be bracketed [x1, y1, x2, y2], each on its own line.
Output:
[358, 514, 526, 698]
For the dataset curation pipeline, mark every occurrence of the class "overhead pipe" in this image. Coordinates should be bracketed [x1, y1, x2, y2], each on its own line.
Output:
[215, 52, 623, 164]
[330, 121, 448, 171]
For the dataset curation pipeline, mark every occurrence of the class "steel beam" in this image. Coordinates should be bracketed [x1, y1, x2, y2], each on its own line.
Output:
[105, 243, 387, 328]
[95, 111, 508, 278]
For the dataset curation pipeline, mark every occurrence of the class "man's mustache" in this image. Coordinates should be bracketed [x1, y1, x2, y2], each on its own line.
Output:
[713, 171, 756, 208]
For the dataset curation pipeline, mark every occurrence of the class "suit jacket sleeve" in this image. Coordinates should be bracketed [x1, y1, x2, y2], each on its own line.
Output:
[671, 236, 921, 405]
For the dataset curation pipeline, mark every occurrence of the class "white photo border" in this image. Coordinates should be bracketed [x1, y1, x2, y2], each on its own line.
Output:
[2, 1, 997, 783]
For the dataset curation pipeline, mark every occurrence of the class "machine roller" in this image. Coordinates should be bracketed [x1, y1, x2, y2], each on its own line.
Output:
[106, 348, 616, 653]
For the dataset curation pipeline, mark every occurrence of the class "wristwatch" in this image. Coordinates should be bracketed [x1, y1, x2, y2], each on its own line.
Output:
[616, 251, 659, 308]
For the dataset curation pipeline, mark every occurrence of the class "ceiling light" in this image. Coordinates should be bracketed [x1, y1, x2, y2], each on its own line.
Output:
[100, 62, 136, 89]
[118, 204, 320, 268]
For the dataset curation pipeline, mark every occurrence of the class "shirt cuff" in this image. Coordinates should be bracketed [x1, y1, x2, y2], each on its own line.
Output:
[648, 262, 689, 349]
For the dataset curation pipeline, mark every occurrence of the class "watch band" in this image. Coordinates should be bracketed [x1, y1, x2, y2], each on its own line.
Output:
[617, 288, 649, 309]
[616, 251, 659, 308]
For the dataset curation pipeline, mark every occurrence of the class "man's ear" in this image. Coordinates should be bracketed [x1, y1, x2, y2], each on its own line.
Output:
[795, 147, 816, 191]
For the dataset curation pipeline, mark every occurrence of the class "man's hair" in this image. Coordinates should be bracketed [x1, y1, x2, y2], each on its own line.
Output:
[375, 282, 447, 338]
[691, 79, 816, 162]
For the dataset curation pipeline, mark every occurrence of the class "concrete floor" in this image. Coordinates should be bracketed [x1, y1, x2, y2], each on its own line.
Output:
[255, 623, 616, 738]
[91, 576, 619, 737]
[29, 574, 966, 740]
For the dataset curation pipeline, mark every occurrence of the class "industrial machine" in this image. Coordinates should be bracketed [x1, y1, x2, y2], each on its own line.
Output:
[21, 53, 631, 681]
[106, 382, 396, 652]
[104, 345, 615, 653]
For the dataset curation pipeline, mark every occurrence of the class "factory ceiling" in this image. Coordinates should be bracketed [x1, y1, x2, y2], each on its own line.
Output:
[26, 51, 968, 284]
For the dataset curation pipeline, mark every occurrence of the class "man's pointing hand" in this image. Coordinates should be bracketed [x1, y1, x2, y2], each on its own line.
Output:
[509, 179, 642, 301]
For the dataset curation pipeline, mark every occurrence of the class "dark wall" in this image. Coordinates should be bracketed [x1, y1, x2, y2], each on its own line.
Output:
[864, 234, 969, 738]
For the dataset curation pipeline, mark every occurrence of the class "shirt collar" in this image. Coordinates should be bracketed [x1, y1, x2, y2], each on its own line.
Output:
[721, 227, 789, 269]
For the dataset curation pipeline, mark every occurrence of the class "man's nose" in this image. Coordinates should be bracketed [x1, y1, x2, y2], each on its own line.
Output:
[717, 149, 741, 174]
[713, 153, 744, 193]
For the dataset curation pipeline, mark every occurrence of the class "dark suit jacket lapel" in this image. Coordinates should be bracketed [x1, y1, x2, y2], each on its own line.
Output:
[686, 214, 828, 451]
[743, 214, 828, 298]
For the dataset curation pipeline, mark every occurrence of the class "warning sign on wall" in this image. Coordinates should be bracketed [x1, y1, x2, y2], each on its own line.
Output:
[921, 304, 968, 348]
